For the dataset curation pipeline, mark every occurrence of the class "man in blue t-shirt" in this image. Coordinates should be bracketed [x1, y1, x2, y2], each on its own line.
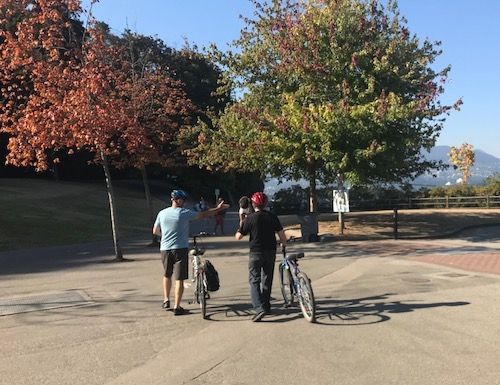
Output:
[153, 190, 228, 315]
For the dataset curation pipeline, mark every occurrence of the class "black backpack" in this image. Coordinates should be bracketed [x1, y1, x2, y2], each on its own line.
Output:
[204, 260, 220, 292]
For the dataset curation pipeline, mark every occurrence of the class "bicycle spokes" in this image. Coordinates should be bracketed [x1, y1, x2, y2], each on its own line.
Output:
[297, 272, 316, 322]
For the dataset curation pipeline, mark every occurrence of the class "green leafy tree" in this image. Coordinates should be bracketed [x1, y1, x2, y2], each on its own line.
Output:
[483, 174, 500, 196]
[448, 142, 475, 184]
[183, 0, 460, 213]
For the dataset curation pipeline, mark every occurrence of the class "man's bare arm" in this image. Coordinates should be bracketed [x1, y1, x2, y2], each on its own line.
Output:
[197, 201, 230, 220]
[152, 225, 161, 236]
[277, 229, 287, 247]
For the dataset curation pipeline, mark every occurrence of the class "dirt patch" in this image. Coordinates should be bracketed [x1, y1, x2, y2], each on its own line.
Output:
[284, 208, 500, 240]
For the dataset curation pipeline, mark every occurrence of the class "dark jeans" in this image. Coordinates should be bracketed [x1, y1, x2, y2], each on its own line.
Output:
[248, 251, 276, 312]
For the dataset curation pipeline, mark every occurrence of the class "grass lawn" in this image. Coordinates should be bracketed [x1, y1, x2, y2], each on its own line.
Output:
[0, 178, 169, 251]
[2, 178, 499, 251]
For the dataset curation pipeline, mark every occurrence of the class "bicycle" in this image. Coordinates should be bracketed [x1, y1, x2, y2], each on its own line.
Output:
[188, 232, 210, 319]
[279, 247, 316, 322]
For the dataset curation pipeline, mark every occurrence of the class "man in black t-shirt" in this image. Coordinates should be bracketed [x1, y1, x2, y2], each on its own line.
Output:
[235, 192, 287, 322]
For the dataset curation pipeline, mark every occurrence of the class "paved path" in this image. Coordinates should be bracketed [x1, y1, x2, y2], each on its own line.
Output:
[0, 227, 499, 385]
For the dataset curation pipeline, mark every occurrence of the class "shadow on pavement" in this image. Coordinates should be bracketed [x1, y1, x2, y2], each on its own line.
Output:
[313, 293, 469, 326]
[0, 239, 158, 276]
[452, 225, 500, 242]
[181, 293, 470, 326]
[0, 233, 249, 277]
[298, 241, 496, 261]
[3, 223, 498, 277]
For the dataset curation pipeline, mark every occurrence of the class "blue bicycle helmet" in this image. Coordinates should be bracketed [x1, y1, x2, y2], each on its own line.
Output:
[171, 189, 188, 200]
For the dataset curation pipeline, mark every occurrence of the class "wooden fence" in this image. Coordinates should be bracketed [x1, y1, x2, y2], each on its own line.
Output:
[350, 195, 500, 211]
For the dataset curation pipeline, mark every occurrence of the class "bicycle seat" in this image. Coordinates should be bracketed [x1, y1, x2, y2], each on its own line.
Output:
[189, 248, 205, 256]
[285, 252, 304, 261]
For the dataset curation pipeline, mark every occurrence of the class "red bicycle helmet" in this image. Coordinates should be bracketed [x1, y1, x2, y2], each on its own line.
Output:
[251, 192, 268, 208]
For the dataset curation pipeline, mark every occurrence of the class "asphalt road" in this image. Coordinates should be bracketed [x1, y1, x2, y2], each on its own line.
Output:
[0, 225, 499, 385]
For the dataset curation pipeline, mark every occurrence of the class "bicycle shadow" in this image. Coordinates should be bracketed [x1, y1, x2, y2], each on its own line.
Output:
[312, 293, 470, 326]
[199, 296, 304, 322]
[202, 301, 252, 322]
[202, 293, 469, 325]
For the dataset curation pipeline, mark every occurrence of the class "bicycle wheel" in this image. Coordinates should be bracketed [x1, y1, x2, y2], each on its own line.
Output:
[279, 263, 294, 307]
[297, 272, 316, 322]
[198, 271, 207, 319]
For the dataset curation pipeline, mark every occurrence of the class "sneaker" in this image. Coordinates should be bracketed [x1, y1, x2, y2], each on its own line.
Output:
[174, 306, 185, 316]
[161, 300, 170, 310]
[251, 310, 265, 322]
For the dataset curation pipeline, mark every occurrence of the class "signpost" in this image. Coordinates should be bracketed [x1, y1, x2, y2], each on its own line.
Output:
[333, 190, 350, 213]
[333, 189, 349, 235]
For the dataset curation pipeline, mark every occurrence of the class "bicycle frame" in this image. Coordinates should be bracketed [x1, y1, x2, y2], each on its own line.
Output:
[191, 250, 203, 277]
[191, 234, 206, 275]
[280, 250, 316, 322]
[190, 233, 209, 319]
[281, 252, 303, 297]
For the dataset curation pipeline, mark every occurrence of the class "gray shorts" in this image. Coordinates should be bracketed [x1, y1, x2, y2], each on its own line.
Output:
[161, 248, 189, 280]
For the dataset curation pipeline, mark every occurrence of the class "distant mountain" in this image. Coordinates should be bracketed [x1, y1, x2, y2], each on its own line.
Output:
[265, 146, 500, 194]
[415, 146, 500, 186]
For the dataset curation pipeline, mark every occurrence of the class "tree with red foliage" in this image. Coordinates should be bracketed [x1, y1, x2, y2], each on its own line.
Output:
[0, 0, 193, 260]
[118, 31, 194, 244]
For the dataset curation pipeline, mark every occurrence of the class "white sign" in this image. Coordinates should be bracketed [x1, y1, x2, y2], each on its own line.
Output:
[215, 188, 220, 200]
[333, 190, 349, 213]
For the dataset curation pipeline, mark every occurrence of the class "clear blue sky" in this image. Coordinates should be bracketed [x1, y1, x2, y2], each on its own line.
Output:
[83, 0, 500, 158]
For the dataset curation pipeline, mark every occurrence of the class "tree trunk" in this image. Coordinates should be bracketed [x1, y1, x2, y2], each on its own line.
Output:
[309, 177, 317, 213]
[51, 163, 60, 181]
[305, 158, 319, 242]
[336, 173, 346, 235]
[140, 165, 158, 246]
[49, 152, 60, 181]
[101, 150, 124, 261]
[307, 159, 318, 213]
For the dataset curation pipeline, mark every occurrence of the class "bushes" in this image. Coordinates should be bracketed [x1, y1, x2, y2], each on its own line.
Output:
[271, 176, 500, 214]
[425, 185, 475, 198]
[425, 174, 500, 197]
[272, 185, 308, 214]
[483, 175, 500, 195]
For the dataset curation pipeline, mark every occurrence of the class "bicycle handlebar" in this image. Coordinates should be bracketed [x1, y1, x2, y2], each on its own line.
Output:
[192, 232, 210, 246]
